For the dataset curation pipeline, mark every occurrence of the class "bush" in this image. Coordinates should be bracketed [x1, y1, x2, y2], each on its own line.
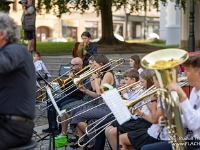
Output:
[151, 38, 166, 44]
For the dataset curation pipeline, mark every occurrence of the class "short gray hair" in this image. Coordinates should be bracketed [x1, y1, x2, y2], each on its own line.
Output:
[0, 12, 19, 43]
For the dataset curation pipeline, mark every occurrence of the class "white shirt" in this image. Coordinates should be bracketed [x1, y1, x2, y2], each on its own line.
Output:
[138, 68, 144, 74]
[122, 88, 141, 101]
[180, 87, 200, 139]
[147, 102, 161, 139]
[34, 60, 51, 77]
[152, 88, 200, 141]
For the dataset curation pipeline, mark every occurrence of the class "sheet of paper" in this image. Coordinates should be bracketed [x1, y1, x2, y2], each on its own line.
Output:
[101, 88, 131, 125]
[46, 87, 62, 116]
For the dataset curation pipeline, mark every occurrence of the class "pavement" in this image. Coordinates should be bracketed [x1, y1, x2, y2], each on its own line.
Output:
[33, 103, 111, 150]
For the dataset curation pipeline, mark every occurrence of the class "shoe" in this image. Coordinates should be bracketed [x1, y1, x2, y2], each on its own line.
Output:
[83, 145, 94, 150]
[68, 135, 79, 143]
[42, 128, 50, 133]
[70, 141, 84, 149]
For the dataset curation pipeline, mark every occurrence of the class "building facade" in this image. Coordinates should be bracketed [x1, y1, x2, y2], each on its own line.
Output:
[8, 0, 160, 42]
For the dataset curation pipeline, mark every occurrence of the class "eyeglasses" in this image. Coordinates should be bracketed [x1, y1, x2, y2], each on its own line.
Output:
[70, 63, 79, 67]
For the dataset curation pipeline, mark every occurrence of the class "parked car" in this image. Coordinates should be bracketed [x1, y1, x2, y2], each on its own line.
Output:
[45, 37, 68, 42]
[91, 33, 124, 42]
[146, 33, 159, 40]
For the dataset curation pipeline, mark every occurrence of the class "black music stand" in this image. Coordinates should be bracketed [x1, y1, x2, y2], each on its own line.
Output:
[36, 92, 56, 150]
[36, 71, 56, 150]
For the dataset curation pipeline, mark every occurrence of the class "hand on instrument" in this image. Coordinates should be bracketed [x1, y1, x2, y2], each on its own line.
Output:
[78, 84, 87, 93]
[167, 81, 187, 102]
[132, 107, 142, 116]
[158, 116, 165, 132]
[121, 89, 128, 95]
[83, 50, 87, 55]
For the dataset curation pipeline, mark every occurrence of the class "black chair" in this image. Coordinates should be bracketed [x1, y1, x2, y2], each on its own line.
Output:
[9, 140, 37, 150]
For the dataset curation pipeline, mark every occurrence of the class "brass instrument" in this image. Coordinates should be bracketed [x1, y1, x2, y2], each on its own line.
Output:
[39, 59, 125, 112]
[36, 69, 72, 100]
[57, 65, 89, 88]
[73, 58, 125, 87]
[128, 48, 188, 150]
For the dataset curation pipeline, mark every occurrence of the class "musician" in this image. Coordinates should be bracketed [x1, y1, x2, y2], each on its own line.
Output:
[0, 12, 35, 149]
[115, 72, 164, 150]
[59, 56, 96, 137]
[81, 31, 97, 67]
[105, 69, 156, 149]
[141, 54, 200, 150]
[69, 54, 115, 149]
[93, 68, 140, 150]
[120, 68, 140, 100]
[42, 57, 85, 133]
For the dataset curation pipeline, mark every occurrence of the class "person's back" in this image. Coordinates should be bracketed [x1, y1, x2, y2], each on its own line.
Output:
[0, 43, 35, 118]
[0, 12, 35, 149]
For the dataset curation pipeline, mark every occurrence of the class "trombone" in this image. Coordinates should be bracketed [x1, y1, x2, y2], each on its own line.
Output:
[38, 58, 126, 111]
[36, 69, 72, 100]
[56, 81, 142, 124]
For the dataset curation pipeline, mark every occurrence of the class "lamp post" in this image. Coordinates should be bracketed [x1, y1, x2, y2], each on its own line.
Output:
[188, 0, 195, 52]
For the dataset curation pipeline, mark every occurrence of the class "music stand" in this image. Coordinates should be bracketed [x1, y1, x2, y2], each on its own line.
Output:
[36, 71, 56, 150]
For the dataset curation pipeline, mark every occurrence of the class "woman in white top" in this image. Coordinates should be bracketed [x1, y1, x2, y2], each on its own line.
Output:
[141, 54, 200, 150]
[105, 69, 157, 149]
[117, 72, 163, 150]
[129, 55, 143, 74]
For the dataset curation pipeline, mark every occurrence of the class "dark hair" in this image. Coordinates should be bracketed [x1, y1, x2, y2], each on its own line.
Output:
[140, 69, 154, 89]
[32, 51, 40, 57]
[130, 55, 141, 70]
[123, 69, 139, 81]
[93, 54, 112, 78]
[88, 55, 94, 62]
[183, 54, 200, 69]
[81, 31, 91, 38]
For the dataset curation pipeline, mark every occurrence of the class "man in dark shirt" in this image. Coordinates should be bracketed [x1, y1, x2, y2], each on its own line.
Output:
[0, 12, 35, 149]
[43, 57, 86, 133]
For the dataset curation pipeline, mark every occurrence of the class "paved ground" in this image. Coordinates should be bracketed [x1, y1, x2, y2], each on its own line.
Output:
[33, 103, 111, 150]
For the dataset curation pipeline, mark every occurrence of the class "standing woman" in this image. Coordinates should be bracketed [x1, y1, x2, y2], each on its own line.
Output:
[129, 55, 143, 74]
[81, 31, 97, 67]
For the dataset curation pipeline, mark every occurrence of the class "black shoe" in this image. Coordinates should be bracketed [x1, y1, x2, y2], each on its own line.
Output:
[83, 145, 94, 150]
[68, 135, 79, 143]
[42, 128, 50, 133]
[70, 142, 84, 149]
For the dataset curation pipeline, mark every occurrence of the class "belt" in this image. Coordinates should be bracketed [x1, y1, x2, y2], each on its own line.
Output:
[0, 115, 33, 123]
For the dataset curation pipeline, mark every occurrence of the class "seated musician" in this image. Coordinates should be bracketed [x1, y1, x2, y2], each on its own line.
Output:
[141, 54, 200, 150]
[106, 70, 165, 150]
[59, 56, 96, 137]
[120, 68, 141, 100]
[93, 68, 140, 150]
[68, 54, 115, 149]
[0, 12, 35, 149]
[42, 57, 86, 133]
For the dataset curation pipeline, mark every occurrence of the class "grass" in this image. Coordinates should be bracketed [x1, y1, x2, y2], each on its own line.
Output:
[36, 42, 75, 55]
[35, 40, 179, 55]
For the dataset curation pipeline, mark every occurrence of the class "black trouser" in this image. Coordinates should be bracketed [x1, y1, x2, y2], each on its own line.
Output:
[0, 119, 34, 150]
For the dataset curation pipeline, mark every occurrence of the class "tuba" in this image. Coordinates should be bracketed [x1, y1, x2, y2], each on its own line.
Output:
[141, 48, 188, 150]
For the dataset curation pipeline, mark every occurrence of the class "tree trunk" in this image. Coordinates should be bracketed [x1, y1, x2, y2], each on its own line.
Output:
[98, 0, 122, 45]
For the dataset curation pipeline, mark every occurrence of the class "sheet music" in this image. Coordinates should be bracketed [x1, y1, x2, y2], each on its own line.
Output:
[101, 89, 131, 125]
[46, 87, 62, 116]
